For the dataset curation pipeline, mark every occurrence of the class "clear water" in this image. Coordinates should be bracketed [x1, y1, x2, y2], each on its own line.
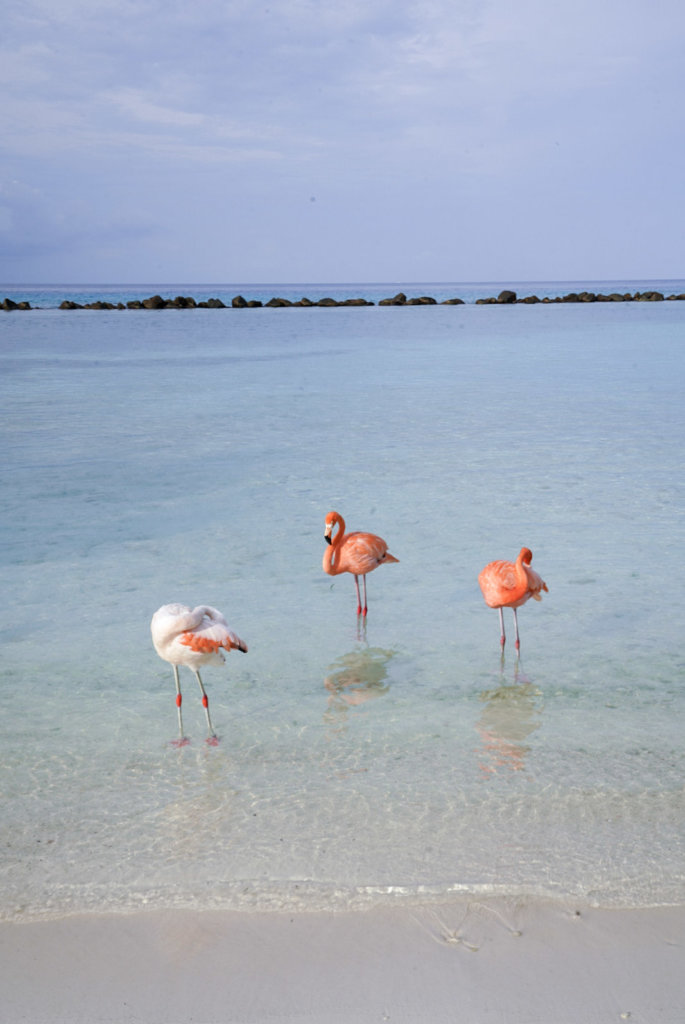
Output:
[1, 285, 684, 920]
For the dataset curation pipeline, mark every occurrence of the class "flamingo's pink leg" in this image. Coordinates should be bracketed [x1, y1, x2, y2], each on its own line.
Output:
[354, 575, 363, 616]
[194, 669, 218, 744]
[172, 665, 190, 746]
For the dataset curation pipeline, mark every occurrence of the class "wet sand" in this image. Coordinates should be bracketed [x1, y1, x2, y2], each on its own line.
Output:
[2, 898, 683, 1023]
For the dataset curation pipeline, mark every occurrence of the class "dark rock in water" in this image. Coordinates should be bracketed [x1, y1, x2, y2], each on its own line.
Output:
[9, 286, 684, 311]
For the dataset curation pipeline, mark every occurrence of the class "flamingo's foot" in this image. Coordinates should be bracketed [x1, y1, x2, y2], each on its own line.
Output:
[205, 735, 220, 746]
[171, 737, 190, 748]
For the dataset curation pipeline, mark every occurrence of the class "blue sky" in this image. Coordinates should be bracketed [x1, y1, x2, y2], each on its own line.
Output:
[2, 0, 684, 283]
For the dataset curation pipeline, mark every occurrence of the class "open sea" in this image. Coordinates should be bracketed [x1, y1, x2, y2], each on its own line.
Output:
[1, 280, 684, 921]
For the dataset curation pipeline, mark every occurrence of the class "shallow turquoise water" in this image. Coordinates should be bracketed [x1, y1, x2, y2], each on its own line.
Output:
[1, 290, 684, 918]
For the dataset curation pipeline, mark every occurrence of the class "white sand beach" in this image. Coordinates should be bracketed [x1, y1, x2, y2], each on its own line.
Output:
[2, 899, 683, 1023]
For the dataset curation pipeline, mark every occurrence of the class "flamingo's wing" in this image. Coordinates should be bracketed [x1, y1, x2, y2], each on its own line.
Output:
[181, 607, 248, 654]
[478, 561, 519, 606]
[341, 532, 394, 574]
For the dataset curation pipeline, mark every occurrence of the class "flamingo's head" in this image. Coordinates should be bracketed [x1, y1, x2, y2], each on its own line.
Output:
[519, 547, 533, 565]
[324, 510, 340, 545]
[321, 509, 339, 544]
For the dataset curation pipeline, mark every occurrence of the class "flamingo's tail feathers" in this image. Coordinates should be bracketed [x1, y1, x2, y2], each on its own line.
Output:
[384, 552, 399, 564]
[224, 632, 248, 654]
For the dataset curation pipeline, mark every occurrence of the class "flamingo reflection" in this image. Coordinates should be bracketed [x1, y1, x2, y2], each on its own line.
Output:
[323, 647, 394, 734]
[476, 670, 543, 776]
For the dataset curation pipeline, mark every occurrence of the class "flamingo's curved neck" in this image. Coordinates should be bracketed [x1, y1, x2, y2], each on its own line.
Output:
[323, 515, 345, 575]
[515, 549, 532, 593]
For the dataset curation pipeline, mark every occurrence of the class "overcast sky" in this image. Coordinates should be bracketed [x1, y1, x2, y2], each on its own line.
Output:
[2, 0, 684, 284]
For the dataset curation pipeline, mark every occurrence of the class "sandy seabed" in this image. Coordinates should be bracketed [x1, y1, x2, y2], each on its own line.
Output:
[1, 899, 683, 1024]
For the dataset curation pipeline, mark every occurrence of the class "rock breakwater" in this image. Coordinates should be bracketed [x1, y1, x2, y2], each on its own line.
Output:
[3, 288, 685, 312]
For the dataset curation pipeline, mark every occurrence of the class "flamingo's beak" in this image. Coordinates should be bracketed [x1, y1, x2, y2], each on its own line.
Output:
[324, 523, 333, 544]
[324, 534, 332, 545]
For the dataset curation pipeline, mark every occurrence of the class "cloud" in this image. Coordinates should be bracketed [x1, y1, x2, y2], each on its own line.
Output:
[5, 0, 683, 159]
[104, 89, 207, 129]
[2, 0, 684, 280]
[0, 175, 161, 270]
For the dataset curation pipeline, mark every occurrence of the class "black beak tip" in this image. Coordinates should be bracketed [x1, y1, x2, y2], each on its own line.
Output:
[325, 535, 332, 545]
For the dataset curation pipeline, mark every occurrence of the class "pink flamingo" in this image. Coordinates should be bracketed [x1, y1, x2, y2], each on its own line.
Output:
[150, 603, 247, 745]
[478, 547, 548, 652]
[323, 510, 399, 615]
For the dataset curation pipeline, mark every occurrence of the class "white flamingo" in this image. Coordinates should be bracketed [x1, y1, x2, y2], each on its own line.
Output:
[151, 603, 247, 745]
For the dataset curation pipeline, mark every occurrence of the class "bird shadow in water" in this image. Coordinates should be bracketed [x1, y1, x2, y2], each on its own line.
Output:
[323, 645, 395, 736]
[476, 659, 544, 776]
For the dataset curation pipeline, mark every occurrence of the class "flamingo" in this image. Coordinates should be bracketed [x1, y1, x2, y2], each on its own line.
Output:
[478, 547, 548, 652]
[323, 510, 399, 615]
[150, 603, 247, 745]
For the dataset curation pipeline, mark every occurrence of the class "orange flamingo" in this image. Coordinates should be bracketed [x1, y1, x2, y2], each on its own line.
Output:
[151, 603, 247, 745]
[478, 548, 548, 652]
[323, 510, 398, 615]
